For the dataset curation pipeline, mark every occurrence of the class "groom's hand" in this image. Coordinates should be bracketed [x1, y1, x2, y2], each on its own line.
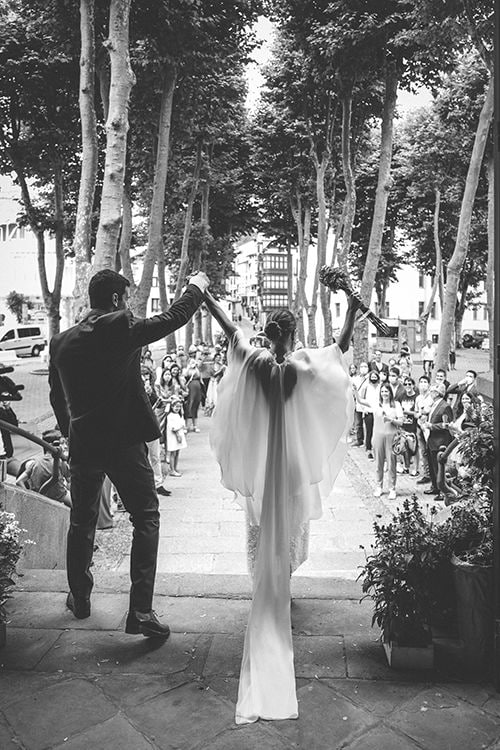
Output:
[188, 272, 210, 294]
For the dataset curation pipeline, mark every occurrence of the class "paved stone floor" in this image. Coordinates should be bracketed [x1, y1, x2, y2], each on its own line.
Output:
[1, 348, 498, 749]
[2, 571, 500, 750]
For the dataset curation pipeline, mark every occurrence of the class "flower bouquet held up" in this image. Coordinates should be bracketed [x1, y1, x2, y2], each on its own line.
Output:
[319, 266, 392, 336]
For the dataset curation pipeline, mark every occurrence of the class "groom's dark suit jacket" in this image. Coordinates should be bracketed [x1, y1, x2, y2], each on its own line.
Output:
[49, 284, 203, 462]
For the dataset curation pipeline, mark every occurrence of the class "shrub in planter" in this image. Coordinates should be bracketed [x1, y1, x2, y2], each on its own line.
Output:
[359, 496, 451, 655]
[0, 507, 25, 647]
[441, 491, 493, 672]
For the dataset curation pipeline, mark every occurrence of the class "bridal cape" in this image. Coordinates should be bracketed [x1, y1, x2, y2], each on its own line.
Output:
[210, 331, 352, 724]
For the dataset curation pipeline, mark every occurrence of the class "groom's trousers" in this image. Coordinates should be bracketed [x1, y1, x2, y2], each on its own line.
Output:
[68, 442, 160, 612]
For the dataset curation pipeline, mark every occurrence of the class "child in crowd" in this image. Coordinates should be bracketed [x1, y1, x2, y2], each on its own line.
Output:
[166, 398, 187, 477]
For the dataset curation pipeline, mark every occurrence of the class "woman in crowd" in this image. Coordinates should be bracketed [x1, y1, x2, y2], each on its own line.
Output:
[183, 355, 202, 432]
[165, 398, 187, 476]
[205, 351, 226, 415]
[356, 382, 403, 499]
[155, 353, 173, 387]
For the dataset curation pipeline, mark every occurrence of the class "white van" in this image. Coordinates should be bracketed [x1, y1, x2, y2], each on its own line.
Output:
[0, 325, 47, 357]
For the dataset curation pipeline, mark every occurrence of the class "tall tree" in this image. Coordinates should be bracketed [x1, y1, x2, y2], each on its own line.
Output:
[73, 0, 98, 319]
[92, 0, 134, 271]
[0, 0, 81, 337]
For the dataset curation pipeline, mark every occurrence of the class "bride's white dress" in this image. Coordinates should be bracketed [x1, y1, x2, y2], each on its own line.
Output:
[210, 331, 352, 724]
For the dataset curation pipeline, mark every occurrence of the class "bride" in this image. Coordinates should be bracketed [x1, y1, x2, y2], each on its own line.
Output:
[204, 291, 359, 724]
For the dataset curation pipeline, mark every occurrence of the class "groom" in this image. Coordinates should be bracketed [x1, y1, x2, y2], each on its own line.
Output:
[49, 269, 210, 638]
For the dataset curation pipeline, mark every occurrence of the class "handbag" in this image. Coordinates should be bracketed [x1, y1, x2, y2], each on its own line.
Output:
[391, 429, 407, 456]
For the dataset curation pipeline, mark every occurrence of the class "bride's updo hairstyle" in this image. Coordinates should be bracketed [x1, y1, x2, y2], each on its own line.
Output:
[262, 309, 297, 400]
[264, 309, 296, 343]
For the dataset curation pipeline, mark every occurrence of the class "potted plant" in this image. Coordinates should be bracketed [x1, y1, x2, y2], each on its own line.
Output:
[442, 405, 494, 673]
[0, 506, 24, 648]
[443, 492, 493, 673]
[359, 496, 449, 669]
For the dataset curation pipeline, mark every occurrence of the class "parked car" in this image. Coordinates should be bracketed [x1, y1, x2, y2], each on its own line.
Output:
[461, 330, 488, 349]
[0, 325, 47, 357]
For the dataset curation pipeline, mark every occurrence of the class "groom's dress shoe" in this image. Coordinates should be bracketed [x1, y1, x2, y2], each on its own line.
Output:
[125, 610, 170, 639]
[66, 592, 91, 619]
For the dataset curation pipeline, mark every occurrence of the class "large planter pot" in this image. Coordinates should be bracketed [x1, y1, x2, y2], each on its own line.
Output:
[451, 554, 493, 673]
[383, 640, 434, 670]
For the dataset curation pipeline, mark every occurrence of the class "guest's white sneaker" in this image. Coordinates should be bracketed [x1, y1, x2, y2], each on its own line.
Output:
[388, 489, 397, 500]
[374, 487, 382, 498]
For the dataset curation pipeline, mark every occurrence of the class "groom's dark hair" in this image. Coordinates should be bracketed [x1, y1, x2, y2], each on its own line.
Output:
[89, 270, 130, 309]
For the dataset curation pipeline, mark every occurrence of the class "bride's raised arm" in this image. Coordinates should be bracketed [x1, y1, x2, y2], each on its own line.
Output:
[335, 296, 360, 353]
[204, 291, 239, 340]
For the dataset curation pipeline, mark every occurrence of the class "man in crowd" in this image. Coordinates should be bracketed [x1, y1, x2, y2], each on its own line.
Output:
[433, 368, 450, 391]
[388, 366, 406, 402]
[16, 428, 71, 506]
[49, 268, 209, 639]
[421, 339, 437, 376]
[369, 349, 389, 376]
[420, 383, 453, 499]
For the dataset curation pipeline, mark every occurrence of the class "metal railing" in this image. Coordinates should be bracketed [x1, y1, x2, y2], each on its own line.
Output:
[0, 418, 62, 496]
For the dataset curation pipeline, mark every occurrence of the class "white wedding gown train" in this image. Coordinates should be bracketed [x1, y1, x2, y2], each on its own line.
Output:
[210, 332, 351, 723]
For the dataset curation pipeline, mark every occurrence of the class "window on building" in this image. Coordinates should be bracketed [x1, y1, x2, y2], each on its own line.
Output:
[418, 301, 425, 316]
[152, 277, 159, 287]
[484, 306, 488, 321]
[151, 298, 160, 312]
[431, 302, 436, 319]
[335, 303, 341, 317]
[472, 306, 478, 321]
[418, 272, 425, 288]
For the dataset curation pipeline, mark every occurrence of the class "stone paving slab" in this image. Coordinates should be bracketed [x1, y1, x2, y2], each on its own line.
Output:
[388, 687, 500, 750]
[51, 715, 155, 750]
[34, 630, 212, 676]
[125, 682, 235, 750]
[6, 591, 128, 630]
[2, 677, 118, 750]
[0, 627, 61, 670]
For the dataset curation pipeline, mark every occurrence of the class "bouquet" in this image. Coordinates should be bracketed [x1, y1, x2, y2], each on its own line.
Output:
[319, 266, 392, 336]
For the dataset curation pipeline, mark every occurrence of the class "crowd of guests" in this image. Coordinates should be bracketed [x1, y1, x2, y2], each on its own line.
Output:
[139, 340, 227, 482]
[349, 344, 482, 501]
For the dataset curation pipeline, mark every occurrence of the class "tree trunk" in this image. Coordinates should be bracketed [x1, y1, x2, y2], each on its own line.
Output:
[8, 149, 64, 339]
[353, 60, 399, 364]
[184, 318, 193, 349]
[485, 152, 494, 370]
[286, 237, 293, 308]
[312, 149, 332, 345]
[306, 282, 318, 347]
[174, 140, 203, 300]
[118, 176, 134, 282]
[435, 76, 494, 371]
[93, 0, 135, 272]
[203, 307, 213, 345]
[338, 90, 356, 272]
[290, 193, 310, 344]
[73, 0, 98, 320]
[420, 187, 443, 346]
[134, 61, 177, 317]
